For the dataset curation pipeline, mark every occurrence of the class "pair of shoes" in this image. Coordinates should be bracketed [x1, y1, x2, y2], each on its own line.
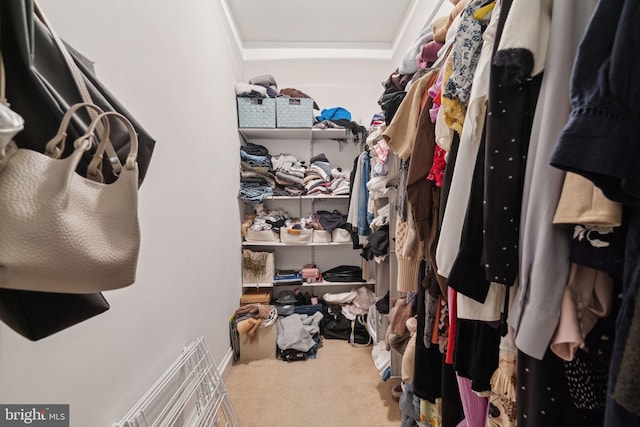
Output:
[294, 288, 313, 305]
[303, 292, 312, 305]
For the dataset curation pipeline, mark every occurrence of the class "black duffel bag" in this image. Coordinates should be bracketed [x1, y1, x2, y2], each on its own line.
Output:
[320, 305, 370, 346]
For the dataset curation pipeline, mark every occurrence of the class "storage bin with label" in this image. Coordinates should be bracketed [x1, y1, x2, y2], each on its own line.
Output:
[237, 97, 276, 128]
[276, 98, 313, 128]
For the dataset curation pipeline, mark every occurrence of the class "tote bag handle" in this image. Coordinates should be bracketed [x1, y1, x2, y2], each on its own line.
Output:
[33, 2, 123, 176]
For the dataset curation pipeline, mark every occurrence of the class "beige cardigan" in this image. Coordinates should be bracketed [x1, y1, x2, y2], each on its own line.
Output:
[383, 73, 435, 161]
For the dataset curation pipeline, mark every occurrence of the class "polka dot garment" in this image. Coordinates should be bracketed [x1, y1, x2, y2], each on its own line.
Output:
[518, 348, 605, 427]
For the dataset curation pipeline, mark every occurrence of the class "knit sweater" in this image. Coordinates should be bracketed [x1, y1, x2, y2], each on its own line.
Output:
[395, 212, 423, 293]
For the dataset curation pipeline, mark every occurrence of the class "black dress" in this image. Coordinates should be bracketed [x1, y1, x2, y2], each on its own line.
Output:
[482, 0, 542, 287]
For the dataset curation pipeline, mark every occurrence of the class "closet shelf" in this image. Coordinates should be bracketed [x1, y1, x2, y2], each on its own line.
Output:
[242, 279, 376, 288]
[242, 241, 353, 247]
[240, 195, 348, 201]
[239, 128, 351, 141]
[260, 195, 350, 200]
[303, 279, 375, 287]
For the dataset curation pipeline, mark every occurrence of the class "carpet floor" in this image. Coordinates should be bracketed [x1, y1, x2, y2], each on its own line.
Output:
[225, 338, 401, 427]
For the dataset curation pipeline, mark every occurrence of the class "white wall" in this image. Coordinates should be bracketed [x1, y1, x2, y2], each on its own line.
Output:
[0, 0, 243, 425]
[390, 0, 453, 72]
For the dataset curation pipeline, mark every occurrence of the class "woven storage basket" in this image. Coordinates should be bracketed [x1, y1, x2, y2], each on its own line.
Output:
[237, 97, 276, 128]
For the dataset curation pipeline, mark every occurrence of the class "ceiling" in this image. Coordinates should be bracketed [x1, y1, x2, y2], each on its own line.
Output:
[220, 0, 443, 61]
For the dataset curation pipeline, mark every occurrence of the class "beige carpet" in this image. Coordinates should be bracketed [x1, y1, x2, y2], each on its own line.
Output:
[225, 338, 401, 427]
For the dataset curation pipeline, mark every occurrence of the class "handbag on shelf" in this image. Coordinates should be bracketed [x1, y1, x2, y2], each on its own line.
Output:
[321, 265, 366, 283]
[0, 102, 141, 293]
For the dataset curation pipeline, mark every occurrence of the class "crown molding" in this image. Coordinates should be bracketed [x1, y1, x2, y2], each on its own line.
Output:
[219, 0, 418, 62]
[242, 47, 392, 61]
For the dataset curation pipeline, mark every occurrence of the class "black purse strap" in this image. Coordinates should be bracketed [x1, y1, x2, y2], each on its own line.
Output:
[33, 1, 123, 177]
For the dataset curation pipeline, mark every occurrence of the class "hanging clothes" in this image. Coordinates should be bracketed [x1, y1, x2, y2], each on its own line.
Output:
[435, 0, 499, 282]
[509, 0, 596, 360]
[413, 262, 445, 403]
[549, 0, 640, 425]
[482, 0, 544, 288]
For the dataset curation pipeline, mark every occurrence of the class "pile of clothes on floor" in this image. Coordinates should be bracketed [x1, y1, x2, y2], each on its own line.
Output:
[275, 290, 324, 362]
[319, 286, 377, 347]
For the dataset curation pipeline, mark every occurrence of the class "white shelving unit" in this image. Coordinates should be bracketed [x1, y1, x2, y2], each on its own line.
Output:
[242, 241, 352, 247]
[239, 126, 373, 293]
[239, 127, 356, 142]
[261, 195, 349, 200]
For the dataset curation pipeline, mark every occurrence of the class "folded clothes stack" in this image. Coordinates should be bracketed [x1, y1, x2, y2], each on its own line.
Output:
[271, 153, 306, 194]
[239, 182, 273, 202]
[303, 152, 330, 196]
[239, 142, 275, 202]
[330, 168, 350, 195]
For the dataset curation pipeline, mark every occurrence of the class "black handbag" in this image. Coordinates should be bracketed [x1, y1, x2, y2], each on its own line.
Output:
[0, 71, 112, 341]
[0, 0, 155, 186]
[321, 265, 366, 283]
[320, 305, 370, 345]
[0, 1, 149, 340]
[0, 289, 109, 341]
